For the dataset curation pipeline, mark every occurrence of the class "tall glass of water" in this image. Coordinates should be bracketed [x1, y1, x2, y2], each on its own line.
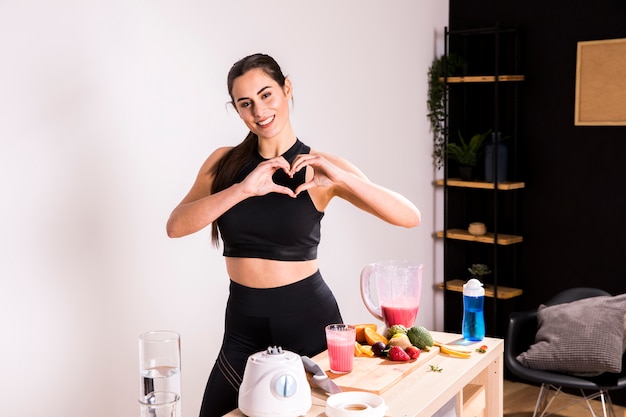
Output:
[139, 331, 181, 416]
[139, 391, 179, 417]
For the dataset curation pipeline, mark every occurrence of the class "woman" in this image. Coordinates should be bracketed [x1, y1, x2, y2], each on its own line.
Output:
[166, 53, 421, 417]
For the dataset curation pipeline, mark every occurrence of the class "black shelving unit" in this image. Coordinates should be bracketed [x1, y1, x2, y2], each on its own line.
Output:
[437, 24, 525, 338]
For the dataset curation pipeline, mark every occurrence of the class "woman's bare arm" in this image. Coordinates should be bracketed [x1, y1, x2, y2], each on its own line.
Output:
[291, 151, 421, 228]
[166, 148, 297, 238]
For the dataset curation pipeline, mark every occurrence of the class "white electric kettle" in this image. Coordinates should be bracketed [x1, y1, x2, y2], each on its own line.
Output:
[238, 346, 312, 417]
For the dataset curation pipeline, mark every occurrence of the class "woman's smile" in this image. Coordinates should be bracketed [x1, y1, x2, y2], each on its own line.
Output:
[257, 115, 275, 127]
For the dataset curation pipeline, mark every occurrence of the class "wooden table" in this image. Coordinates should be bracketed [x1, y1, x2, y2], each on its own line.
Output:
[226, 331, 503, 417]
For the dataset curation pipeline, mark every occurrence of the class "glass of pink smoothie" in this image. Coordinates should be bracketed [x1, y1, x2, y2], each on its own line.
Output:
[325, 324, 356, 374]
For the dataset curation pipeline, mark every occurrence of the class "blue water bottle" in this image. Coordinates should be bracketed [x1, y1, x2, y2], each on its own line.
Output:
[462, 278, 485, 341]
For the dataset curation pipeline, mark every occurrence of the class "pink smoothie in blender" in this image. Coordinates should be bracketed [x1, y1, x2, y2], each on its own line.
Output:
[381, 304, 419, 328]
[361, 261, 423, 329]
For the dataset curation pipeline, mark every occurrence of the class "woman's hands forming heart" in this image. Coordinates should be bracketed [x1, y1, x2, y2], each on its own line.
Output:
[240, 153, 340, 198]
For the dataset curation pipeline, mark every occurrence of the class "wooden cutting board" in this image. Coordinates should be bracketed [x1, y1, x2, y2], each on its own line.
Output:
[311, 346, 440, 394]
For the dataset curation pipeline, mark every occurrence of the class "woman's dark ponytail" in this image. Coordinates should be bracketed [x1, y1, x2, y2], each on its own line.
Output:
[209, 131, 257, 245]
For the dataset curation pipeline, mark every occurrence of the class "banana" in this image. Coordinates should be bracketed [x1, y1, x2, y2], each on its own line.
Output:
[433, 341, 472, 359]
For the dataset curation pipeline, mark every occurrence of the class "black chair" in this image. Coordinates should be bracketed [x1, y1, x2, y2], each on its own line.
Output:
[505, 287, 626, 417]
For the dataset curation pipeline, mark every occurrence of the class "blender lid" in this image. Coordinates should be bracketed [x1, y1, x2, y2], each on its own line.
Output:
[249, 346, 299, 364]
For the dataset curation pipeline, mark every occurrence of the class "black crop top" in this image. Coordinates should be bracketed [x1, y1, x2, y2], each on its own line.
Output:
[217, 139, 324, 261]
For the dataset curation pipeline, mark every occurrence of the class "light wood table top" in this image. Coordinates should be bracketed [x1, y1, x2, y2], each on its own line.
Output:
[226, 331, 504, 417]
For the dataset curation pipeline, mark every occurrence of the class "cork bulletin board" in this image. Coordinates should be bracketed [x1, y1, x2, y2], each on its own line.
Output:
[575, 38, 626, 126]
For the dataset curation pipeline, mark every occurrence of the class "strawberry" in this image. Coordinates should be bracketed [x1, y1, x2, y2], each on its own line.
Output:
[405, 346, 421, 359]
[475, 345, 488, 354]
[388, 345, 410, 361]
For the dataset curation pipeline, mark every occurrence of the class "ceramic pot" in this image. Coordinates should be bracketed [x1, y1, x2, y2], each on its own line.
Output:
[459, 166, 473, 181]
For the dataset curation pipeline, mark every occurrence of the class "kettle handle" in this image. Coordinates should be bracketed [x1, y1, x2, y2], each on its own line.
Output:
[360, 263, 383, 322]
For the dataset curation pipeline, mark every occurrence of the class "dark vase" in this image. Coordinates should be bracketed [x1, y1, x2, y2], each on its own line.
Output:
[485, 132, 508, 182]
[459, 166, 473, 181]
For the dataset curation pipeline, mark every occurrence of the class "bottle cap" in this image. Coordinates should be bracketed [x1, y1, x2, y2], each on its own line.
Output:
[463, 278, 484, 297]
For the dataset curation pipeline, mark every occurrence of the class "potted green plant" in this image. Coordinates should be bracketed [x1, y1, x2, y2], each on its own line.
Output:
[468, 264, 492, 279]
[447, 129, 492, 180]
[427, 54, 464, 170]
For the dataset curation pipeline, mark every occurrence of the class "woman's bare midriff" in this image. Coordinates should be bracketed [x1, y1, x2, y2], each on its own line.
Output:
[225, 257, 320, 288]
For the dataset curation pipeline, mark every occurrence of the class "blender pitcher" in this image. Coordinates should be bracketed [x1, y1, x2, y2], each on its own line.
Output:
[360, 260, 423, 329]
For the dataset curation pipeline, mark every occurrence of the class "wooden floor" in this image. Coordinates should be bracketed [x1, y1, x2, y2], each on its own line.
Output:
[504, 379, 626, 417]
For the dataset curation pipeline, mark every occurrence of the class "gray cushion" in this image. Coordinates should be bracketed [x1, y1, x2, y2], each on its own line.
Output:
[516, 293, 626, 376]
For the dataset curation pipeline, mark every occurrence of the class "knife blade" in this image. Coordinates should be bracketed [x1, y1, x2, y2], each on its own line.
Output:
[301, 356, 343, 394]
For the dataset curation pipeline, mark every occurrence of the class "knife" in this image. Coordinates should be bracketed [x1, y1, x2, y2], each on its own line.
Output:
[301, 356, 343, 394]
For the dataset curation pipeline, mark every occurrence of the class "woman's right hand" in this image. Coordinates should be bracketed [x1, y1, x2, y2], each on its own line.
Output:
[167, 153, 296, 238]
[239, 156, 297, 198]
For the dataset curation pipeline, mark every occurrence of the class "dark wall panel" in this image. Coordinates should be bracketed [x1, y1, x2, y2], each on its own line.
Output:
[449, 1, 626, 308]
[449, 0, 626, 402]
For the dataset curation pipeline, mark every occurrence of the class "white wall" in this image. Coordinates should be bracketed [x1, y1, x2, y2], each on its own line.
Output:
[0, 1, 448, 416]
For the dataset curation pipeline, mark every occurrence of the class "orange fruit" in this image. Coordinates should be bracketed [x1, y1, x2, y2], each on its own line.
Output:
[354, 324, 377, 343]
[359, 344, 374, 357]
[354, 341, 364, 356]
[364, 327, 388, 346]
[354, 342, 375, 357]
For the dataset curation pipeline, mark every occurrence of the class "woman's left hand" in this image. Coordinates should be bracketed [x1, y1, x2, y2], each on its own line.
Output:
[289, 151, 421, 228]
[289, 153, 343, 195]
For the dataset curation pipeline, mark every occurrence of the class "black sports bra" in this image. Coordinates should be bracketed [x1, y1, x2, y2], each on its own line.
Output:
[217, 139, 324, 261]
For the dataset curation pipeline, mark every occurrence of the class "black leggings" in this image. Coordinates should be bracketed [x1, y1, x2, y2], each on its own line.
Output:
[199, 270, 343, 417]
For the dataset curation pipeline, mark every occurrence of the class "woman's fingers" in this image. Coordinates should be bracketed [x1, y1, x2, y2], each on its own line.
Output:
[293, 180, 317, 196]
[272, 184, 297, 198]
[242, 156, 296, 197]
[289, 154, 320, 176]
